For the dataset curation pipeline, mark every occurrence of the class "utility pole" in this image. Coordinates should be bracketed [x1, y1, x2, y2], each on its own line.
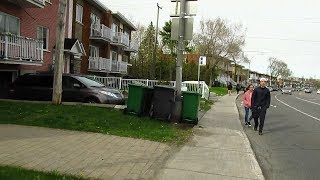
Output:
[52, 0, 67, 105]
[152, 3, 162, 80]
[174, 0, 186, 121]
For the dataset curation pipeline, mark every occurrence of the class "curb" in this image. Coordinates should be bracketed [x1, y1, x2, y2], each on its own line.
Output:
[235, 93, 265, 180]
[0, 99, 126, 110]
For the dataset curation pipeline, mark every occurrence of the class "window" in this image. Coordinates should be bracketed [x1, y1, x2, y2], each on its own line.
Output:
[123, 55, 128, 62]
[89, 45, 99, 57]
[76, 4, 83, 24]
[111, 51, 117, 61]
[37, 26, 49, 50]
[112, 23, 118, 33]
[90, 13, 100, 29]
[0, 12, 20, 35]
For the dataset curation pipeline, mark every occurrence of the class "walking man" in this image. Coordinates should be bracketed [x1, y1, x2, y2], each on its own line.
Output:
[251, 78, 271, 135]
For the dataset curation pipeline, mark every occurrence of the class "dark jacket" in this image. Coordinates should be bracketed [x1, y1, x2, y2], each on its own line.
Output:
[251, 86, 271, 109]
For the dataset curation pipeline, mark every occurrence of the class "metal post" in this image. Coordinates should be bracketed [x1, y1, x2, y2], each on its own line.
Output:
[152, 3, 162, 80]
[197, 57, 201, 93]
[174, 0, 186, 121]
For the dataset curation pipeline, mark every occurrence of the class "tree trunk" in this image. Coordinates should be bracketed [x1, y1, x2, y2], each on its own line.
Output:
[52, 0, 67, 105]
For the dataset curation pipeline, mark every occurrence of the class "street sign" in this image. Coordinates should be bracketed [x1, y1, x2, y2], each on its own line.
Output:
[171, 17, 194, 40]
[170, 1, 197, 17]
[199, 56, 206, 66]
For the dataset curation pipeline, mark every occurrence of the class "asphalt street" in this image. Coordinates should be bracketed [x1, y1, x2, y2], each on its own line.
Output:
[236, 91, 320, 180]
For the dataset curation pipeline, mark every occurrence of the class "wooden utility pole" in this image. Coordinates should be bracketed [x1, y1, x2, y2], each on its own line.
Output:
[152, 3, 162, 79]
[52, 0, 67, 105]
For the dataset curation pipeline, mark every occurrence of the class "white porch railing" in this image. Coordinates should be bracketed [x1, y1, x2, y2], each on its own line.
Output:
[0, 33, 43, 62]
[88, 57, 128, 74]
[87, 76, 210, 99]
[112, 32, 129, 47]
[90, 24, 112, 41]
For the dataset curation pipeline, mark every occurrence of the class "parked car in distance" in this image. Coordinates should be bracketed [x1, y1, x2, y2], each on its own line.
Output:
[9, 73, 125, 105]
[317, 89, 320, 94]
[304, 88, 313, 93]
[281, 87, 292, 95]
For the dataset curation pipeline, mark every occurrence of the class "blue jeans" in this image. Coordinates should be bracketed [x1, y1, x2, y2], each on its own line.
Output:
[244, 107, 251, 123]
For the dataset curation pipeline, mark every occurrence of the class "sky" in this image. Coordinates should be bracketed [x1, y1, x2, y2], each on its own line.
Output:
[101, 0, 320, 79]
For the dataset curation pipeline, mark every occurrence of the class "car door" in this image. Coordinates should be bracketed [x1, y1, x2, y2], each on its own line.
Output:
[62, 76, 84, 102]
[32, 75, 53, 101]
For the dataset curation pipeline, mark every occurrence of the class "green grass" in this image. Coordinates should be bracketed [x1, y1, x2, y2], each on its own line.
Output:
[210, 87, 236, 96]
[0, 165, 86, 180]
[200, 98, 213, 111]
[0, 101, 192, 144]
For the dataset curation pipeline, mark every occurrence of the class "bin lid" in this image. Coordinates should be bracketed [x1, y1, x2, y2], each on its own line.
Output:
[129, 83, 152, 89]
[182, 91, 201, 96]
[154, 85, 176, 90]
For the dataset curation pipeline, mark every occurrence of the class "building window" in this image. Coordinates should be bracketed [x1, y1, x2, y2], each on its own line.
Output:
[0, 12, 20, 35]
[123, 55, 128, 62]
[111, 51, 117, 61]
[90, 13, 100, 30]
[112, 23, 118, 33]
[89, 45, 99, 58]
[37, 26, 49, 50]
[76, 4, 83, 24]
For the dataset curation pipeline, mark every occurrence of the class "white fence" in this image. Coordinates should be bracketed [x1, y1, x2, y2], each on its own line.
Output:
[88, 76, 210, 99]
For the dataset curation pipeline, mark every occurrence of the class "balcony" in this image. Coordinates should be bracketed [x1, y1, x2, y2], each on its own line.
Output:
[90, 24, 112, 43]
[7, 0, 45, 8]
[124, 40, 139, 52]
[0, 33, 43, 65]
[111, 32, 129, 48]
[88, 57, 128, 74]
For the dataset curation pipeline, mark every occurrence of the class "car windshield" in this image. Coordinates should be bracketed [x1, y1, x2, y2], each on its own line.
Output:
[76, 76, 105, 87]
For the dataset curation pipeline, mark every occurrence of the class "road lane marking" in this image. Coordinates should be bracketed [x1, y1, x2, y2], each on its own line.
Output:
[296, 97, 320, 106]
[275, 95, 320, 122]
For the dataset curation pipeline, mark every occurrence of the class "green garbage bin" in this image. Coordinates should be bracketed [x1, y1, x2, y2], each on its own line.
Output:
[182, 91, 201, 124]
[126, 84, 153, 116]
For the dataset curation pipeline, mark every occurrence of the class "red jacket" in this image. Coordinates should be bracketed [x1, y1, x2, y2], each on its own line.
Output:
[243, 91, 253, 108]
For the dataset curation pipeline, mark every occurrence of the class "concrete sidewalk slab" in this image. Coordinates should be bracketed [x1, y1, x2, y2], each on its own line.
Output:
[156, 94, 264, 180]
[0, 125, 170, 180]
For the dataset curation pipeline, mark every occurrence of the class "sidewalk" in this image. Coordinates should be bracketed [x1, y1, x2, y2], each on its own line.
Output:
[0, 125, 170, 179]
[156, 94, 265, 180]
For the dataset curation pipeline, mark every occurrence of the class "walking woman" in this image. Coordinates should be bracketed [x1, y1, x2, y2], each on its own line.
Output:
[227, 82, 233, 96]
[243, 84, 254, 126]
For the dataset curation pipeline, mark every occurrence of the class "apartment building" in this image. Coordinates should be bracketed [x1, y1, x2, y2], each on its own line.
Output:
[0, 0, 137, 97]
[72, 0, 138, 76]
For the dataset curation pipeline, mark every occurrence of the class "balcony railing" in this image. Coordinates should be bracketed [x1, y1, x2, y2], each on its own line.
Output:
[111, 32, 129, 47]
[0, 33, 43, 64]
[90, 24, 112, 42]
[125, 40, 139, 52]
[88, 57, 128, 74]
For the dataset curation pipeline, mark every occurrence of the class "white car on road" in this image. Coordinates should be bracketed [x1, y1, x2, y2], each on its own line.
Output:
[317, 89, 320, 94]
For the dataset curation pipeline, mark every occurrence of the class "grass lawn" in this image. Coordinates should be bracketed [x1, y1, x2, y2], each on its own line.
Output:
[200, 98, 214, 111]
[0, 165, 86, 180]
[210, 87, 236, 96]
[0, 101, 192, 144]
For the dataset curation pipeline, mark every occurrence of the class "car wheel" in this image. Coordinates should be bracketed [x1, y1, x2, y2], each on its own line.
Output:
[85, 97, 99, 104]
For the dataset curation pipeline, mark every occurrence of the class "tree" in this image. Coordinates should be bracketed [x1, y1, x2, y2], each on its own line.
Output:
[159, 20, 193, 81]
[193, 18, 246, 86]
[130, 22, 155, 79]
[268, 57, 292, 85]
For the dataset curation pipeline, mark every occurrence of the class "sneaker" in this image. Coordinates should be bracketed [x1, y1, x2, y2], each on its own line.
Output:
[248, 122, 252, 127]
[245, 122, 248, 126]
[259, 132, 263, 135]
[254, 127, 258, 131]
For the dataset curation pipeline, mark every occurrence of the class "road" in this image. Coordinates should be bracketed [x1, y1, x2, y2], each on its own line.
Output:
[236, 91, 320, 180]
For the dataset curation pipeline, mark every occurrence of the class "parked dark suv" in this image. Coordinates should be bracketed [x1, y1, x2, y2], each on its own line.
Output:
[9, 73, 125, 105]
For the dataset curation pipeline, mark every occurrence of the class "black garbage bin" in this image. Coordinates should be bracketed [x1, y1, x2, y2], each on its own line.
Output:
[150, 85, 176, 121]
